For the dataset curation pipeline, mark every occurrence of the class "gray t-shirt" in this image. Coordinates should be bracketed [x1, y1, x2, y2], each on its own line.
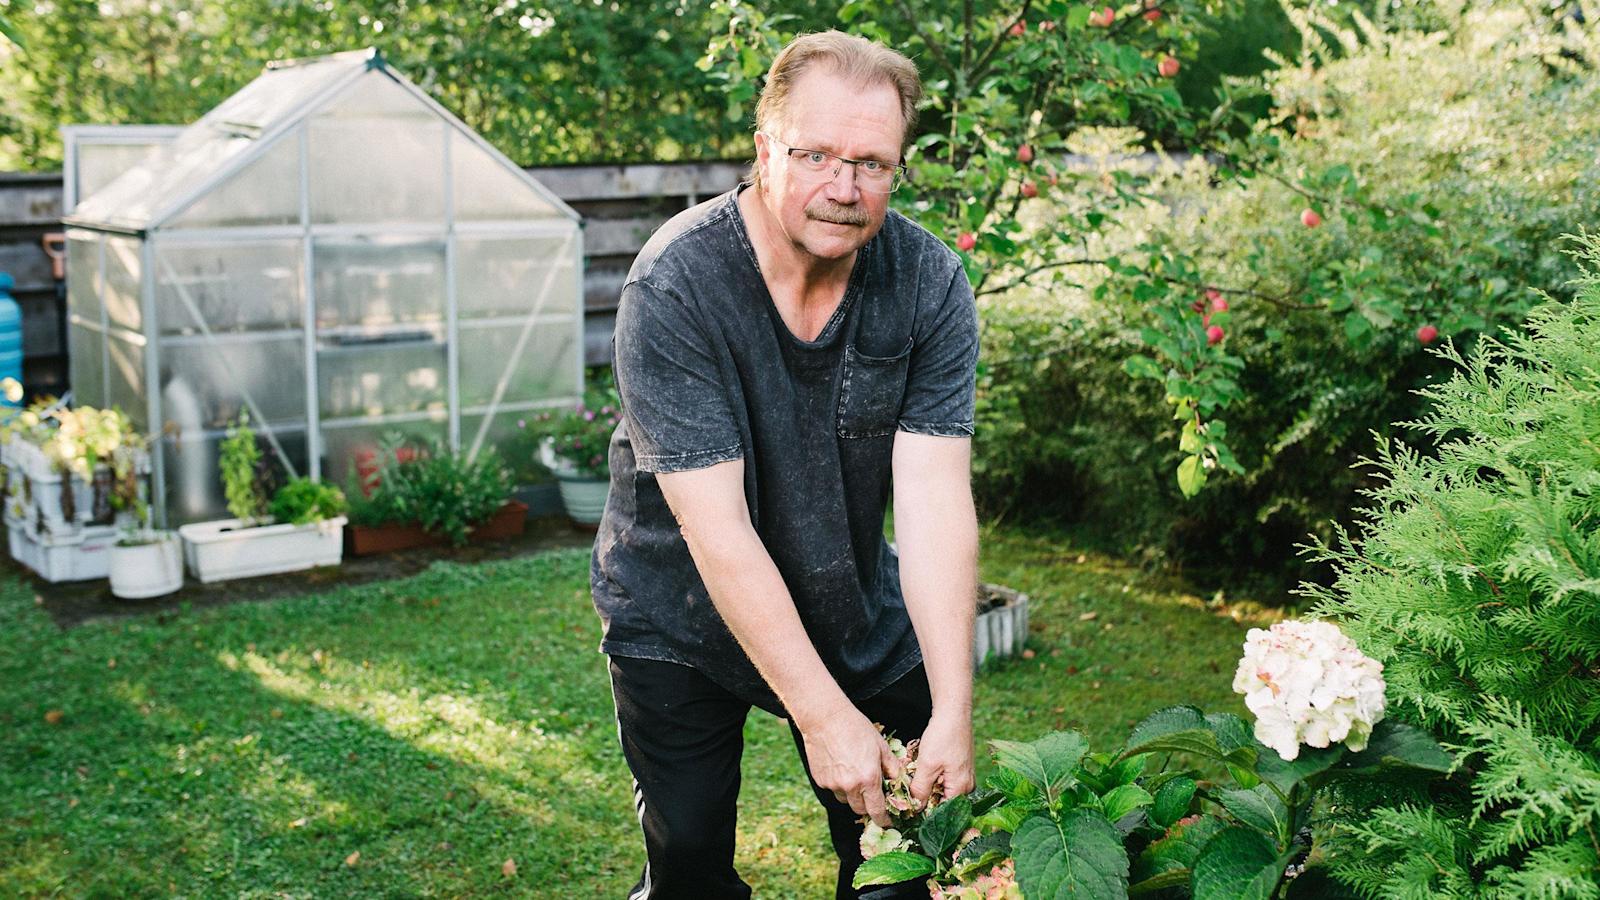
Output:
[589, 185, 978, 716]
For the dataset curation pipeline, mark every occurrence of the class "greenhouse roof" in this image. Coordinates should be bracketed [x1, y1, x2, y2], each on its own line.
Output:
[66, 48, 578, 233]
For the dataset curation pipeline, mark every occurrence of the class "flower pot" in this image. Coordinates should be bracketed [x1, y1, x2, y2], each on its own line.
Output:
[110, 533, 184, 599]
[512, 482, 563, 518]
[555, 474, 609, 525]
[974, 583, 1030, 667]
[178, 516, 346, 583]
[345, 500, 528, 556]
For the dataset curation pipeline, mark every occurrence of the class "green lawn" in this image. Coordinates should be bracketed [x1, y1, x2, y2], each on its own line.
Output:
[0, 523, 1276, 897]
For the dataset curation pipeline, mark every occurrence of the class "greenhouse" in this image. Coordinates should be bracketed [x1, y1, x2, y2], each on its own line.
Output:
[61, 48, 584, 526]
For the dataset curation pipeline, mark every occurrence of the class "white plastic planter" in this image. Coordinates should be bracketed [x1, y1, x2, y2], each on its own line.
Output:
[1, 439, 150, 536]
[109, 533, 184, 599]
[974, 583, 1030, 667]
[178, 516, 347, 583]
[556, 476, 609, 525]
[6, 519, 119, 582]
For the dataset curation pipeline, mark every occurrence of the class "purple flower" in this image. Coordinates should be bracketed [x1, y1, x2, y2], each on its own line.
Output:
[516, 419, 526, 428]
[584, 411, 595, 421]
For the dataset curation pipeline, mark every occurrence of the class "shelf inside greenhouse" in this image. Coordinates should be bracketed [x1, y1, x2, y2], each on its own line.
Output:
[61, 48, 584, 526]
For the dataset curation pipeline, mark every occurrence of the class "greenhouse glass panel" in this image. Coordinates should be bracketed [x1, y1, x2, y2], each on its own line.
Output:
[106, 336, 145, 428]
[451, 131, 563, 221]
[454, 235, 579, 320]
[68, 323, 105, 407]
[155, 241, 304, 335]
[168, 134, 303, 229]
[313, 237, 445, 329]
[161, 429, 311, 525]
[458, 411, 547, 474]
[67, 233, 102, 325]
[161, 337, 308, 430]
[318, 338, 447, 421]
[308, 72, 445, 225]
[321, 419, 445, 488]
[458, 320, 580, 409]
[103, 236, 143, 331]
[75, 142, 165, 211]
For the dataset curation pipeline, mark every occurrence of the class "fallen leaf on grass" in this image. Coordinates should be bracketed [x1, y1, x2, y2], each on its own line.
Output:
[44, 710, 64, 725]
[1078, 611, 1098, 621]
[502, 858, 517, 878]
[1021, 649, 1036, 660]
[344, 851, 360, 867]
[289, 817, 308, 829]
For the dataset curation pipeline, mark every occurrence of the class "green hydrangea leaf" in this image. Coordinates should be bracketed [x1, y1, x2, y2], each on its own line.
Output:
[1132, 814, 1229, 882]
[1151, 776, 1198, 829]
[851, 851, 936, 888]
[1102, 784, 1155, 824]
[918, 794, 973, 859]
[1014, 808, 1131, 900]
[1218, 785, 1289, 844]
[1338, 720, 1453, 775]
[991, 731, 1088, 802]
[1191, 827, 1291, 900]
[1121, 707, 1257, 769]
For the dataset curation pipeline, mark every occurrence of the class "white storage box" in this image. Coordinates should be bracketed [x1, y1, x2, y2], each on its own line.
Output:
[7, 520, 119, 582]
[178, 517, 347, 583]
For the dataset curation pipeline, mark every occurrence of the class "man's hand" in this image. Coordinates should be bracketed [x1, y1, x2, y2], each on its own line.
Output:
[909, 707, 975, 807]
[798, 702, 904, 827]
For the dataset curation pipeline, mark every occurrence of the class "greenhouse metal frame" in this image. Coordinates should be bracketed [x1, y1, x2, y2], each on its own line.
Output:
[61, 48, 585, 526]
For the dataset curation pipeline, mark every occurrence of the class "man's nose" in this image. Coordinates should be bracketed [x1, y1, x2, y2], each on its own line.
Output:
[823, 161, 862, 202]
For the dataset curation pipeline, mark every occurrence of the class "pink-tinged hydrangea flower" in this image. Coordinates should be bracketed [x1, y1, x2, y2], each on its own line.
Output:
[928, 858, 1021, 900]
[1232, 620, 1386, 761]
[859, 821, 912, 859]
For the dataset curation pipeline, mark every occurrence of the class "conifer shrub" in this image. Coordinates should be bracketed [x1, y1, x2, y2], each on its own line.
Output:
[1301, 234, 1600, 897]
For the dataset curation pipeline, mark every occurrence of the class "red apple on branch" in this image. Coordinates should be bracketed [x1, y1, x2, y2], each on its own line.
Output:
[955, 232, 976, 252]
[1416, 324, 1439, 345]
[1158, 55, 1180, 78]
[1301, 208, 1323, 228]
[1207, 325, 1225, 346]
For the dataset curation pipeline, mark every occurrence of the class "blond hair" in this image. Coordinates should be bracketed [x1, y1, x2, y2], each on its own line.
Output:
[748, 31, 922, 188]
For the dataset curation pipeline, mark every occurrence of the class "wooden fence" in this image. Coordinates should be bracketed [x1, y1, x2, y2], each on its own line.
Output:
[0, 161, 747, 396]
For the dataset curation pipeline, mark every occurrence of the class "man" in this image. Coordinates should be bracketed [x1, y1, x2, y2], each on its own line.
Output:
[591, 30, 980, 900]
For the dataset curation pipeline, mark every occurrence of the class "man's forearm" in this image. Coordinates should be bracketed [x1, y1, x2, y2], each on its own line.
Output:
[893, 441, 979, 716]
[680, 521, 851, 729]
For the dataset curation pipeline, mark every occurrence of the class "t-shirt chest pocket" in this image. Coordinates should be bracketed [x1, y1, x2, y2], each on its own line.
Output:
[837, 340, 913, 439]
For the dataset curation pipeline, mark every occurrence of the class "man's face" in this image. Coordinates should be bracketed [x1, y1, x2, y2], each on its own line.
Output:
[754, 67, 904, 263]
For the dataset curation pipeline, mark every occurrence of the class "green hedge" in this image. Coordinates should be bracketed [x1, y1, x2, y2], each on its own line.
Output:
[973, 4, 1600, 592]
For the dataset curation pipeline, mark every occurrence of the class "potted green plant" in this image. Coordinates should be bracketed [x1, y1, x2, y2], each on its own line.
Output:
[177, 413, 348, 582]
[531, 401, 619, 526]
[505, 416, 562, 519]
[344, 434, 522, 555]
[2, 387, 154, 582]
[109, 485, 183, 600]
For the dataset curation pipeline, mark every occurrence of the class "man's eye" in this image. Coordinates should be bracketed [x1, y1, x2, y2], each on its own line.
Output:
[861, 160, 886, 174]
[804, 151, 830, 166]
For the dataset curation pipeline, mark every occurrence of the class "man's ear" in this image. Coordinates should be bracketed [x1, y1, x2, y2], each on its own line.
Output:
[753, 132, 773, 186]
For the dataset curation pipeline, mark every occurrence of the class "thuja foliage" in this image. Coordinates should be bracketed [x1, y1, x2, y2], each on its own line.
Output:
[1300, 234, 1600, 897]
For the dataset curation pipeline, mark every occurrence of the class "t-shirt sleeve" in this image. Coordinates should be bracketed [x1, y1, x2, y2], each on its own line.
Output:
[897, 266, 979, 437]
[612, 278, 745, 474]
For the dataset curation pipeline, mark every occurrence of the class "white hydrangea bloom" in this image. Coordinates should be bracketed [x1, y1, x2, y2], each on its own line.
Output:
[1232, 619, 1386, 761]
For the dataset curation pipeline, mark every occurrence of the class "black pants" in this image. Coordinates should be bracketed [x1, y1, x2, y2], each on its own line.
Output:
[608, 655, 934, 900]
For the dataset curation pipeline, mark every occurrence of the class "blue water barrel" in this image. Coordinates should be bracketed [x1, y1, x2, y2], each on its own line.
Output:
[0, 272, 23, 406]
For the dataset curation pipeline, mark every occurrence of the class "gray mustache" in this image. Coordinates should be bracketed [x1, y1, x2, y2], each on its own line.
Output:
[806, 202, 869, 226]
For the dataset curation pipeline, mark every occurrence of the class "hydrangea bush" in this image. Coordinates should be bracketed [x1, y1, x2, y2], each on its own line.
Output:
[855, 621, 1447, 898]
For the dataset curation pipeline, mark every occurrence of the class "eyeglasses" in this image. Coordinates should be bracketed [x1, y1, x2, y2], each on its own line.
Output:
[759, 133, 907, 193]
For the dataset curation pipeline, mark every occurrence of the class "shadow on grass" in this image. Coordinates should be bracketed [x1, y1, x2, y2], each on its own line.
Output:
[1, 550, 642, 896]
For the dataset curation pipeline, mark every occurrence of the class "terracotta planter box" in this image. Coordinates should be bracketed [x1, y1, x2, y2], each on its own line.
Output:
[345, 500, 528, 556]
